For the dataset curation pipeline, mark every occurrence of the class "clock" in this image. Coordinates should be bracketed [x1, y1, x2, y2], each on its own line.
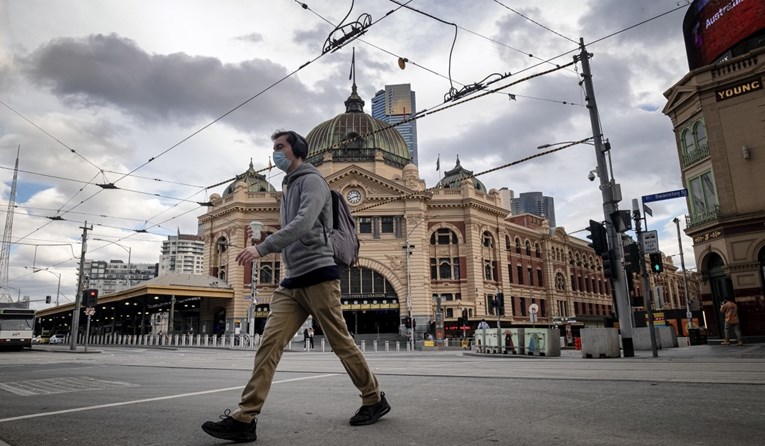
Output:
[346, 189, 362, 204]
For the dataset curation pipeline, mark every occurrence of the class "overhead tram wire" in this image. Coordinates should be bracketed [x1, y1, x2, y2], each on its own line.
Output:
[113, 1, 411, 186]
[0, 99, 107, 174]
[299, 1, 582, 107]
[354, 138, 591, 213]
[492, 0, 579, 44]
[202, 58, 578, 196]
[38, 0, 412, 240]
[586, 3, 688, 46]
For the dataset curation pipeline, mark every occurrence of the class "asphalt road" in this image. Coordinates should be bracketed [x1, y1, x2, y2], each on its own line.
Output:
[1, 345, 764, 446]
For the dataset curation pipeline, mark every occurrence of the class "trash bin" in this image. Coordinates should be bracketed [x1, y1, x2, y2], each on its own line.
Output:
[574, 337, 582, 350]
[688, 328, 706, 345]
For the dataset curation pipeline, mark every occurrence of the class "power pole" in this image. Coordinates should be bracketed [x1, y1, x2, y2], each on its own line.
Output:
[577, 38, 634, 357]
[70, 221, 92, 351]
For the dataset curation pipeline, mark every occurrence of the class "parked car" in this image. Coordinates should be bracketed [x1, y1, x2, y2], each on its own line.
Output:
[48, 334, 66, 344]
[34, 335, 50, 344]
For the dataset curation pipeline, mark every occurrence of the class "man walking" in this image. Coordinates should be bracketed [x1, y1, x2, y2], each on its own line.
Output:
[202, 130, 390, 443]
[720, 297, 743, 346]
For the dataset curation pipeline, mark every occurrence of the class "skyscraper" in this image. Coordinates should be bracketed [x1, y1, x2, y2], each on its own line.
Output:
[511, 192, 556, 227]
[159, 234, 204, 276]
[371, 84, 419, 165]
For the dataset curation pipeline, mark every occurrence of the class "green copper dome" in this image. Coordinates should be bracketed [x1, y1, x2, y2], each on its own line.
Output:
[222, 160, 276, 196]
[437, 156, 487, 192]
[305, 86, 412, 168]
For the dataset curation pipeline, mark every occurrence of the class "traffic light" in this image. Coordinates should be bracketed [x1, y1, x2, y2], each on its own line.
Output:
[649, 253, 664, 273]
[623, 244, 641, 274]
[45, 295, 51, 304]
[496, 293, 505, 316]
[403, 316, 412, 328]
[601, 249, 618, 280]
[586, 220, 608, 255]
[82, 289, 98, 307]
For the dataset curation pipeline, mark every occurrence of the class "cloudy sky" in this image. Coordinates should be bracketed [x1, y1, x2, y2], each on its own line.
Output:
[1, 0, 695, 308]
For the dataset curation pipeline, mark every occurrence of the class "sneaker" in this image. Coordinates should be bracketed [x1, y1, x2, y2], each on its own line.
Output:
[201, 409, 257, 442]
[721, 341, 730, 345]
[349, 392, 391, 426]
[737, 342, 744, 346]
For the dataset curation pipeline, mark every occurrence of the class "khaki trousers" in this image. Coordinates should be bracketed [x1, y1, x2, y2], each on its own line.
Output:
[232, 280, 380, 423]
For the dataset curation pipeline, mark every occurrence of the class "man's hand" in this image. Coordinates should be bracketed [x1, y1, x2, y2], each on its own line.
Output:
[236, 246, 262, 265]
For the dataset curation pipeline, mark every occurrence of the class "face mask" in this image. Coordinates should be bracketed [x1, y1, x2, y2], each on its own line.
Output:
[272, 151, 292, 172]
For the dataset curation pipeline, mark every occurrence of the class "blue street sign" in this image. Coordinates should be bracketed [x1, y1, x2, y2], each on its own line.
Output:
[641, 189, 688, 204]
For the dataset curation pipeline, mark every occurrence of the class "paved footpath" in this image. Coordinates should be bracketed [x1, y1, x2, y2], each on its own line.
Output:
[0, 343, 763, 446]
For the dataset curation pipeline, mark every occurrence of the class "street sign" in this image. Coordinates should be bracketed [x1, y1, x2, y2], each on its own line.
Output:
[641, 189, 688, 204]
[641, 230, 659, 254]
[529, 303, 539, 314]
[84, 307, 95, 316]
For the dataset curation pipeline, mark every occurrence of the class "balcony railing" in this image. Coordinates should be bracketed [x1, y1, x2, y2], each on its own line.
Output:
[682, 142, 710, 168]
[685, 205, 719, 228]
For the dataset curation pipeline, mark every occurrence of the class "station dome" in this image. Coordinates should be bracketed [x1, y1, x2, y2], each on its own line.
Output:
[305, 85, 412, 168]
[437, 156, 487, 192]
[222, 160, 276, 196]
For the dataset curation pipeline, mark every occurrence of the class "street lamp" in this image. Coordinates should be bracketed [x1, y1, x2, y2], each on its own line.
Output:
[92, 239, 132, 290]
[25, 267, 62, 306]
[404, 215, 439, 352]
[673, 217, 693, 331]
[248, 221, 263, 339]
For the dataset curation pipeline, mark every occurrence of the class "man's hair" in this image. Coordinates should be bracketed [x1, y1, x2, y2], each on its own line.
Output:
[272, 130, 309, 159]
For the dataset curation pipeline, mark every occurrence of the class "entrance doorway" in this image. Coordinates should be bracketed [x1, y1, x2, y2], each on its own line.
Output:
[706, 253, 732, 337]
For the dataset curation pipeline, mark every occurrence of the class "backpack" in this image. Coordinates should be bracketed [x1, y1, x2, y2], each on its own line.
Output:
[319, 184, 360, 268]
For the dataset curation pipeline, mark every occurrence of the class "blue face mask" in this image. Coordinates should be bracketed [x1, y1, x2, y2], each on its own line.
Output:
[272, 151, 292, 172]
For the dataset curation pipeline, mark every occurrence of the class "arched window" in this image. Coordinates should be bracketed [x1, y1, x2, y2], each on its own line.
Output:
[555, 272, 565, 291]
[525, 241, 531, 256]
[681, 128, 695, 155]
[505, 235, 512, 250]
[515, 238, 522, 254]
[694, 121, 707, 151]
[482, 231, 494, 248]
[535, 243, 542, 258]
[430, 228, 458, 245]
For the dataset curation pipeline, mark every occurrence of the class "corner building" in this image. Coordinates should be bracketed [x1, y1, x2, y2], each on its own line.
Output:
[663, 2, 765, 338]
[199, 85, 614, 340]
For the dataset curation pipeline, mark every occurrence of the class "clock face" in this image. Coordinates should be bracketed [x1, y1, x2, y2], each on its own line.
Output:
[346, 189, 362, 204]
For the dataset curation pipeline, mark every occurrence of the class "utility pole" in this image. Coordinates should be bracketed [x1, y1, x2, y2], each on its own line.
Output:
[577, 38, 634, 357]
[632, 200, 659, 357]
[70, 221, 92, 350]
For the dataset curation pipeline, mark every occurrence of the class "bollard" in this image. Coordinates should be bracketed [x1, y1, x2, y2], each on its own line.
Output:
[321, 339, 326, 352]
[373, 340, 378, 352]
[361, 340, 366, 352]
[396, 341, 400, 352]
[385, 341, 389, 352]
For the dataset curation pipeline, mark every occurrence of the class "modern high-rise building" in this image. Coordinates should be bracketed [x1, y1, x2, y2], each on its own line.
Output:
[511, 192, 556, 227]
[371, 84, 418, 165]
[159, 234, 204, 276]
[80, 260, 158, 296]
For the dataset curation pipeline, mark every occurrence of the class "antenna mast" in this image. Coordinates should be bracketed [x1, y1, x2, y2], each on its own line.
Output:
[0, 146, 20, 303]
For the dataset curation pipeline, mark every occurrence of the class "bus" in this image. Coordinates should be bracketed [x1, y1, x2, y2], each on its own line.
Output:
[0, 308, 36, 350]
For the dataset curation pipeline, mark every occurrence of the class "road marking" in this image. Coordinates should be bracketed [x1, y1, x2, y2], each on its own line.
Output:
[0, 377, 137, 396]
[0, 373, 338, 423]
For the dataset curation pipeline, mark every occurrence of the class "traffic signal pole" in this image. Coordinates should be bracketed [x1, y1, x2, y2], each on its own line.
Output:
[70, 221, 92, 351]
[578, 39, 634, 357]
[632, 199, 659, 357]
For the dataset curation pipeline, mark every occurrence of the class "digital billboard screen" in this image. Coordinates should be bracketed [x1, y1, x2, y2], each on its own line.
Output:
[683, 0, 765, 70]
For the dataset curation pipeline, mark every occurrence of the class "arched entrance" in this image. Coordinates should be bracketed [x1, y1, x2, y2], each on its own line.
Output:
[337, 266, 400, 336]
[706, 252, 733, 337]
[759, 246, 765, 296]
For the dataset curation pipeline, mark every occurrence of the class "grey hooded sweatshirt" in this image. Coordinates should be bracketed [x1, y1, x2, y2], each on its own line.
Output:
[254, 163, 335, 278]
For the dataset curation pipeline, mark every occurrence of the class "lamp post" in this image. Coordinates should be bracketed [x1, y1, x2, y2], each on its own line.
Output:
[404, 215, 438, 352]
[27, 267, 62, 306]
[93, 239, 132, 290]
[673, 217, 693, 330]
